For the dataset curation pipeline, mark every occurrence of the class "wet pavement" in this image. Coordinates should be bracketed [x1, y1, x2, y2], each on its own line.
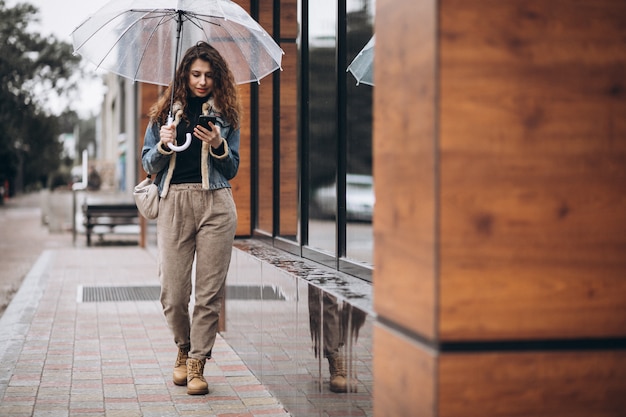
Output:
[0, 191, 290, 416]
[0, 192, 73, 317]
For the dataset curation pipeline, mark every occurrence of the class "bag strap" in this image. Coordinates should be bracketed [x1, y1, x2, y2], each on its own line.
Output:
[147, 170, 165, 184]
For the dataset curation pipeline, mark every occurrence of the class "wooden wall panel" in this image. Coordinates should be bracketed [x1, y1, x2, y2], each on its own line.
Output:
[438, 0, 626, 340]
[255, 0, 275, 234]
[373, 1, 626, 417]
[280, 0, 297, 39]
[373, 0, 438, 340]
[233, 83, 252, 236]
[279, 43, 298, 236]
[259, 0, 274, 37]
[226, 0, 252, 237]
[374, 324, 435, 417]
[137, 83, 162, 179]
[439, 350, 626, 417]
[257, 74, 274, 233]
[137, 83, 162, 248]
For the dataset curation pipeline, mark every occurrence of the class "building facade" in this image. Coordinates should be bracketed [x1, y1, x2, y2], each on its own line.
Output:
[101, 0, 626, 415]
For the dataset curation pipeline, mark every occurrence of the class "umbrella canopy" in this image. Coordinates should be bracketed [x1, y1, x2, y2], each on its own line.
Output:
[71, 0, 284, 86]
[347, 35, 374, 86]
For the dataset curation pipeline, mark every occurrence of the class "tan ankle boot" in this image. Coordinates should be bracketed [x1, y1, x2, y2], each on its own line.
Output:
[173, 347, 189, 386]
[328, 353, 348, 393]
[187, 358, 208, 395]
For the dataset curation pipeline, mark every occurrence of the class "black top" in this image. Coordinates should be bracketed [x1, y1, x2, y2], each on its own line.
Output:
[170, 96, 207, 184]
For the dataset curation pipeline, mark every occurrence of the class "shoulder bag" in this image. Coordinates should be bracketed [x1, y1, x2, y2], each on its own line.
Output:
[133, 175, 159, 219]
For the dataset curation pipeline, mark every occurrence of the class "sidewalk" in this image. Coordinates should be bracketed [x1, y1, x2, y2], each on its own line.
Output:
[0, 243, 290, 416]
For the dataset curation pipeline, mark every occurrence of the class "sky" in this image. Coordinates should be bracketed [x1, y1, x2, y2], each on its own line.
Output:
[9, 0, 111, 117]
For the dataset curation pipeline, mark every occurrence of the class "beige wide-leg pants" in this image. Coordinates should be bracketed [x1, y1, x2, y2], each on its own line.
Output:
[157, 184, 237, 361]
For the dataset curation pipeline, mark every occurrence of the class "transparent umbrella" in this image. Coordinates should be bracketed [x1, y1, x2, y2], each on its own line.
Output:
[347, 35, 374, 86]
[72, 0, 283, 151]
[72, 0, 284, 87]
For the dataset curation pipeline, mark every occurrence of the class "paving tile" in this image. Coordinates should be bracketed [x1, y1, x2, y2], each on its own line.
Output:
[0, 248, 290, 417]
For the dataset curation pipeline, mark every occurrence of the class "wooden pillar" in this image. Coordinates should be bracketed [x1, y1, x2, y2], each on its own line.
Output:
[373, 1, 626, 416]
[136, 83, 161, 248]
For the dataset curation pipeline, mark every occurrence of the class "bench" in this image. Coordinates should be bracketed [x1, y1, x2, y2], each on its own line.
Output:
[82, 202, 139, 246]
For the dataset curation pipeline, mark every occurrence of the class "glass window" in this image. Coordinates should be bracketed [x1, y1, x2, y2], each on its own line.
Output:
[345, 0, 374, 266]
[253, 0, 374, 281]
[307, 0, 338, 260]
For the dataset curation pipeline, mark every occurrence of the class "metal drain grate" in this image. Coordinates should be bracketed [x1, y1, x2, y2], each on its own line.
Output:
[78, 285, 284, 302]
[80, 285, 161, 302]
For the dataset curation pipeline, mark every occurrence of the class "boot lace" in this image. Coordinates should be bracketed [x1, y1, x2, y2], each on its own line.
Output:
[188, 359, 204, 379]
[175, 349, 188, 367]
[329, 353, 346, 377]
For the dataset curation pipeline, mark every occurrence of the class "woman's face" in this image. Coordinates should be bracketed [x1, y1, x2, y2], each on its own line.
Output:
[187, 58, 213, 98]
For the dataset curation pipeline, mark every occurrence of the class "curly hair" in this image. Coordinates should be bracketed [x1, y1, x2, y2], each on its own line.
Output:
[149, 41, 242, 129]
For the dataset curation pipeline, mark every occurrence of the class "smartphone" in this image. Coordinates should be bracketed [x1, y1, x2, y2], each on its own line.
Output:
[198, 115, 217, 131]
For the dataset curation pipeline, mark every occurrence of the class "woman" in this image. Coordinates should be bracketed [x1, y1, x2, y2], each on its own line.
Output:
[141, 41, 241, 396]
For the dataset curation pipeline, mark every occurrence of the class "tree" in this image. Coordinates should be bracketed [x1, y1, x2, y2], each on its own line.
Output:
[0, 0, 81, 193]
[57, 109, 97, 158]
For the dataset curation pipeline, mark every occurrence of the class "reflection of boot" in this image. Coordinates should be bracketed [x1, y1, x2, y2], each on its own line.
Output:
[187, 358, 209, 395]
[328, 353, 347, 393]
[173, 347, 189, 386]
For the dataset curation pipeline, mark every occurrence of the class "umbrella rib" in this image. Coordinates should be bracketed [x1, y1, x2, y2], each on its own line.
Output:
[192, 15, 269, 83]
[185, 13, 222, 30]
[181, 12, 283, 84]
[73, 9, 171, 51]
[183, 13, 223, 45]
[76, 10, 175, 71]
[72, 9, 133, 52]
[102, 12, 179, 72]
[188, 14, 266, 81]
[131, 13, 176, 82]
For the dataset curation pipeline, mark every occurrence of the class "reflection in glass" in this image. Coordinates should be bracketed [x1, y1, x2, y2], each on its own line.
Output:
[224, 248, 373, 415]
[308, 284, 367, 393]
[307, 0, 337, 256]
[346, 0, 375, 266]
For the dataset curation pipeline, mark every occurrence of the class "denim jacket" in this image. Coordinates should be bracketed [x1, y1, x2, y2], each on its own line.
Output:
[141, 113, 240, 198]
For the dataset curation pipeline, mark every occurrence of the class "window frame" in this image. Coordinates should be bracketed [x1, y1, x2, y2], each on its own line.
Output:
[251, 0, 374, 283]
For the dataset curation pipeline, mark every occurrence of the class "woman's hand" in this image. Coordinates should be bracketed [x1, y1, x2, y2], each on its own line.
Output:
[194, 122, 222, 148]
[159, 124, 176, 148]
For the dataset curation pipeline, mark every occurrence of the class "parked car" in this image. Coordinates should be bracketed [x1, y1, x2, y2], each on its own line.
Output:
[312, 174, 374, 222]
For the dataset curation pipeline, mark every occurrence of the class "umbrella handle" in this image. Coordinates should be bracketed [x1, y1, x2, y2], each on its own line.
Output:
[168, 132, 192, 152]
